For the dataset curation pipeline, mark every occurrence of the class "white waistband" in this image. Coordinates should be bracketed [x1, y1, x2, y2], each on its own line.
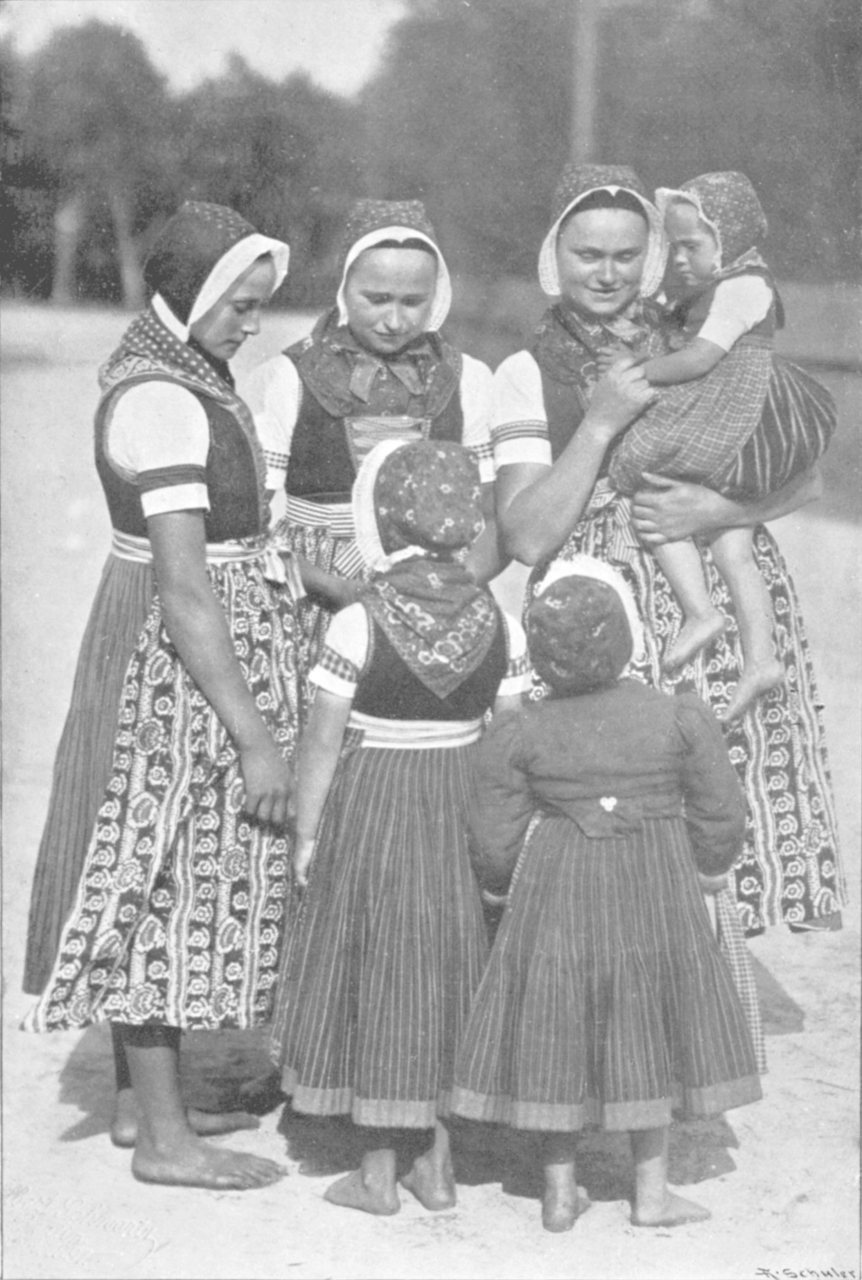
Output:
[349, 710, 482, 750]
[109, 530, 305, 597]
[285, 495, 355, 538]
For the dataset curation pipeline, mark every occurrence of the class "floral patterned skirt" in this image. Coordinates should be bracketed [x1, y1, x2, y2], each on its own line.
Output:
[530, 484, 844, 935]
[26, 558, 300, 1032]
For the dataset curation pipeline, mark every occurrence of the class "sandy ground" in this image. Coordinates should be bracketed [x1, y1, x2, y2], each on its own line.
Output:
[1, 302, 859, 1280]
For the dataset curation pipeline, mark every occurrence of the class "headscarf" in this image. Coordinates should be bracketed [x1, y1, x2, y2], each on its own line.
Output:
[538, 163, 667, 299]
[656, 171, 767, 271]
[101, 201, 290, 405]
[529, 555, 645, 695]
[335, 198, 452, 332]
[352, 439, 499, 699]
[287, 198, 460, 420]
[144, 200, 289, 336]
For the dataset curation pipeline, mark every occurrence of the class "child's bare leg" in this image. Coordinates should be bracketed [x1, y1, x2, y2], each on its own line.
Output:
[109, 1023, 260, 1147]
[541, 1131, 590, 1233]
[653, 539, 726, 670]
[401, 1119, 456, 1210]
[121, 1024, 285, 1189]
[325, 1128, 400, 1215]
[630, 1126, 710, 1227]
[709, 527, 784, 721]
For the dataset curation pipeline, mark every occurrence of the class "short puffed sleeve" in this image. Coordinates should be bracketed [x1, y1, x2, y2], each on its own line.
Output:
[106, 381, 210, 517]
[491, 350, 552, 470]
[238, 354, 302, 491]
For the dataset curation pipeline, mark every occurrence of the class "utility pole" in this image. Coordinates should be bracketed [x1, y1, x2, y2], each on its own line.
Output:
[570, 0, 599, 163]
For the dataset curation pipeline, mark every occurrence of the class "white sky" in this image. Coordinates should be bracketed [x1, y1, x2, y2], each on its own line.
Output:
[0, 0, 407, 96]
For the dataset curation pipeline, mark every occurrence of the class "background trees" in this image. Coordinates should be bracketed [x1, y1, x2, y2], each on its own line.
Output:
[1, 0, 858, 307]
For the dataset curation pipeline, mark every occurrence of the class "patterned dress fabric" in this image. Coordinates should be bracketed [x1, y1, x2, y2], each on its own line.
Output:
[24, 203, 300, 1023]
[450, 684, 762, 1131]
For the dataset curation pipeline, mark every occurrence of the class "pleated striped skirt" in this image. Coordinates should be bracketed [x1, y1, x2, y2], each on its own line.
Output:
[23, 553, 155, 995]
[270, 738, 489, 1128]
[450, 814, 762, 1132]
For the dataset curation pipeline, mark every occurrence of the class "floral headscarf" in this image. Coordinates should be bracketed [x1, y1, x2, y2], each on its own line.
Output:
[656, 171, 768, 271]
[352, 440, 499, 699]
[538, 163, 667, 299]
[529, 555, 645, 695]
[335, 198, 452, 332]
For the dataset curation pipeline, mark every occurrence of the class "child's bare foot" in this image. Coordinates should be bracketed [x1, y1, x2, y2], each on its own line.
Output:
[719, 659, 784, 722]
[632, 1189, 711, 1228]
[400, 1152, 457, 1211]
[324, 1169, 401, 1216]
[663, 612, 727, 671]
[234, 1068, 287, 1116]
[111, 1098, 260, 1149]
[541, 1182, 591, 1233]
[131, 1134, 286, 1190]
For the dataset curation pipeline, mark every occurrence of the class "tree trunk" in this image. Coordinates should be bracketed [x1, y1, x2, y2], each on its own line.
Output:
[51, 190, 86, 305]
[107, 182, 145, 310]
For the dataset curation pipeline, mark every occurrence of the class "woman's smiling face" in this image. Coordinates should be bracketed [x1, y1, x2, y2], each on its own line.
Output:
[555, 207, 648, 320]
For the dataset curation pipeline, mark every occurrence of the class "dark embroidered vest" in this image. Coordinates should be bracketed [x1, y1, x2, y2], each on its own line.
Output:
[284, 358, 465, 503]
[352, 610, 507, 722]
[95, 378, 263, 541]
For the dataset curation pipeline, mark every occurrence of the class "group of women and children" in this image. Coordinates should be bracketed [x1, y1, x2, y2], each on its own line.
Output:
[22, 164, 843, 1233]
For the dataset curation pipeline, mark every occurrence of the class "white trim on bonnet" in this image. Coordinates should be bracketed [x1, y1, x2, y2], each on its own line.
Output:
[336, 225, 452, 332]
[352, 439, 427, 574]
[186, 233, 291, 334]
[537, 184, 667, 300]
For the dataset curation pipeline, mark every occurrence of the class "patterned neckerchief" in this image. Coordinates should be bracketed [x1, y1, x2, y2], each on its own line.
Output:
[287, 309, 461, 419]
[365, 556, 499, 700]
[532, 299, 666, 388]
[98, 304, 268, 529]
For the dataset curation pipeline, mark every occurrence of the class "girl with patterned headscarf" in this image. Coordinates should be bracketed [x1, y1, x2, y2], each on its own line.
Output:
[604, 171, 836, 722]
[24, 202, 300, 1191]
[451, 557, 761, 1233]
[240, 198, 502, 717]
[269, 439, 530, 1217]
[492, 161, 844, 957]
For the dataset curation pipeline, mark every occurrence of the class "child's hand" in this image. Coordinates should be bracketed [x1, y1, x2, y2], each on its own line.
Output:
[698, 871, 729, 895]
[596, 343, 630, 374]
[293, 835, 317, 889]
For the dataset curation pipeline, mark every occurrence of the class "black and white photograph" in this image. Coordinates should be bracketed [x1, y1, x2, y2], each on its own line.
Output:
[1, 2, 859, 1277]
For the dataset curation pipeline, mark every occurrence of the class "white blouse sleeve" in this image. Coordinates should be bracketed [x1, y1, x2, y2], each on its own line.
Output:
[309, 603, 370, 699]
[459, 354, 495, 484]
[497, 611, 532, 698]
[238, 354, 302, 491]
[697, 275, 774, 352]
[106, 381, 210, 518]
[491, 350, 552, 469]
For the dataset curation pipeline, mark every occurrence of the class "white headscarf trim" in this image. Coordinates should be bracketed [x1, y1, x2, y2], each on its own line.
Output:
[655, 186, 724, 271]
[535, 554, 646, 665]
[336, 226, 452, 333]
[181, 233, 290, 338]
[538, 185, 667, 300]
[351, 439, 427, 574]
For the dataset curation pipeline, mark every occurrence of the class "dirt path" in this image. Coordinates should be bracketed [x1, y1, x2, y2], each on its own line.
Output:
[2, 304, 859, 1280]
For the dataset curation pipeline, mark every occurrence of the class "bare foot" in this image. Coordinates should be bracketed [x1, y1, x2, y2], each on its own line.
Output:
[663, 612, 727, 671]
[632, 1189, 711, 1227]
[541, 1183, 591, 1233]
[234, 1068, 287, 1116]
[324, 1169, 400, 1216]
[132, 1134, 286, 1190]
[718, 659, 784, 722]
[111, 1104, 260, 1149]
[400, 1153, 457, 1211]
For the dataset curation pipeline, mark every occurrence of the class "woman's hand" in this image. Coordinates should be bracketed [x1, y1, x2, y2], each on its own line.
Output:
[631, 473, 738, 544]
[293, 835, 317, 889]
[588, 356, 657, 440]
[238, 738, 295, 828]
[595, 343, 631, 375]
[297, 558, 363, 610]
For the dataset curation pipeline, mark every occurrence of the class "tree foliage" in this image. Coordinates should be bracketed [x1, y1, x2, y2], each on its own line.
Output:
[2, 0, 858, 306]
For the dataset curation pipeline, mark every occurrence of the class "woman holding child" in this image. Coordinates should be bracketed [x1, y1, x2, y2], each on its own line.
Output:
[491, 162, 844, 950]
